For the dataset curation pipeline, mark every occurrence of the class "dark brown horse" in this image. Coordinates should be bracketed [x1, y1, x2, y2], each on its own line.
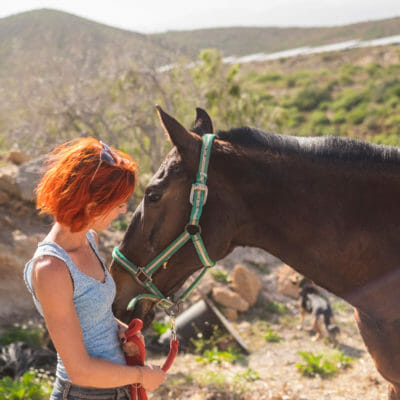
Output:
[110, 106, 400, 399]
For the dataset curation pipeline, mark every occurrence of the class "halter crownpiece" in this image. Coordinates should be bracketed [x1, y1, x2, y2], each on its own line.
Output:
[112, 134, 216, 312]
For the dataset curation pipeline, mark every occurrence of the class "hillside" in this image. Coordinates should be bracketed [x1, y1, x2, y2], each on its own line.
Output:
[1, 9, 399, 81]
[152, 17, 400, 59]
[0, 8, 174, 82]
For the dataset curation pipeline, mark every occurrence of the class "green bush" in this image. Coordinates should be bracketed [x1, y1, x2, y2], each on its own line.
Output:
[332, 109, 347, 124]
[264, 328, 281, 343]
[256, 72, 283, 83]
[309, 111, 329, 126]
[262, 301, 288, 316]
[371, 133, 400, 147]
[295, 350, 355, 378]
[210, 268, 229, 283]
[346, 104, 369, 125]
[366, 63, 383, 77]
[296, 351, 338, 378]
[195, 345, 245, 365]
[0, 324, 43, 347]
[292, 84, 332, 112]
[0, 371, 52, 400]
[151, 320, 171, 336]
[332, 89, 365, 111]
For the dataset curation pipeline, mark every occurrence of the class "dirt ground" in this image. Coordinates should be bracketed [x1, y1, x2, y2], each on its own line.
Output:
[145, 248, 388, 400]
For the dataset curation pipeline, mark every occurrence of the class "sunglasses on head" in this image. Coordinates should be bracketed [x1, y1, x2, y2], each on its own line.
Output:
[99, 141, 117, 166]
[89, 141, 118, 185]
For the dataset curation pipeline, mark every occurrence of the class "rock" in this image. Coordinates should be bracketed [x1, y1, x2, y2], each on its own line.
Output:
[230, 264, 262, 307]
[7, 151, 30, 166]
[14, 157, 45, 202]
[0, 170, 20, 197]
[212, 286, 249, 312]
[0, 215, 15, 229]
[277, 264, 302, 299]
[0, 191, 10, 205]
[221, 307, 238, 321]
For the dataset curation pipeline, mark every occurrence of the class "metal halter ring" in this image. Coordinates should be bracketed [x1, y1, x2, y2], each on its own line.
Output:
[185, 224, 201, 235]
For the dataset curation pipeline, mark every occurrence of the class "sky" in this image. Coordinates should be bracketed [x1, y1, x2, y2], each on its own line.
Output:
[1, 0, 400, 33]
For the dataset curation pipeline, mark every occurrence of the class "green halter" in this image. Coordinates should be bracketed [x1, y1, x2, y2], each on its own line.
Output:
[112, 134, 216, 312]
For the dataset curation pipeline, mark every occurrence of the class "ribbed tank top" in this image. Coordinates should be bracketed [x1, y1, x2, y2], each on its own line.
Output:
[24, 231, 126, 381]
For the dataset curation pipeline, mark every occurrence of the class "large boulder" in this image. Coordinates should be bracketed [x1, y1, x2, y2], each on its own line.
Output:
[276, 264, 302, 299]
[14, 157, 45, 203]
[0, 166, 20, 200]
[7, 150, 30, 166]
[0, 231, 44, 322]
[212, 286, 249, 312]
[230, 264, 262, 307]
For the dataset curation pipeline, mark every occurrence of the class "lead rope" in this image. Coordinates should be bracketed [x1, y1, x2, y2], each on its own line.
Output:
[124, 318, 179, 400]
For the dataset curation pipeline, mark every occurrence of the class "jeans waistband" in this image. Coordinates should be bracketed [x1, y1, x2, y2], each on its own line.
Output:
[54, 377, 131, 399]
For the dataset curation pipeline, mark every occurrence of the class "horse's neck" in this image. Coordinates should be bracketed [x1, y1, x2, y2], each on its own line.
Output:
[230, 148, 400, 302]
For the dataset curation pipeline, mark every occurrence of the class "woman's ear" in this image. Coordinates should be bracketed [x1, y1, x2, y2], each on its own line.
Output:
[85, 202, 97, 217]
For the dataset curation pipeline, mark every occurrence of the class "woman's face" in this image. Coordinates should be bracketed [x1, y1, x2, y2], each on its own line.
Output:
[91, 203, 127, 231]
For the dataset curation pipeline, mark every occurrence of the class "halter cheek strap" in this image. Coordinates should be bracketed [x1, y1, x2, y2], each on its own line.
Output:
[112, 134, 216, 312]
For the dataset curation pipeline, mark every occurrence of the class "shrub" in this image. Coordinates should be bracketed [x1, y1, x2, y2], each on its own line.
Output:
[296, 350, 355, 378]
[346, 104, 369, 125]
[0, 324, 43, 347]
[296, 351, 337, 378]
[309, 111, 329, 126]
[264, 328, 281, 343]
[210, 268, 229, 283]
[0, 371, 52, 400]
[292, 84, 332, 112]
[151, 320, 171, 336]
[332, 109, 347, 124]
[332, 89, 365, 111]
[262, 301, 288, 316]
[256, 72, 283, 83]
[366, 63, 383, 77]
[371, 133, 400, 147]
[195, 345, 245, 365]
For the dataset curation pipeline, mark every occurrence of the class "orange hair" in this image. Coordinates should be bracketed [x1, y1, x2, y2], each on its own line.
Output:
[36, 138, 137, 232]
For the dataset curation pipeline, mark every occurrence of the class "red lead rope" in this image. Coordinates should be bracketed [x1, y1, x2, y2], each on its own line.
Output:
[124, 318, 179, 400]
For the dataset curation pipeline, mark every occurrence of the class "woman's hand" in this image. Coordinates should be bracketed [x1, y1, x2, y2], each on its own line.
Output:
[140, 365, 167, 392]
[118, 323, 145, 357]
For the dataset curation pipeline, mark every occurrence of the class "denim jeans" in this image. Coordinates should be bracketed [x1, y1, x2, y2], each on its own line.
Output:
[51, 378, 131, 400]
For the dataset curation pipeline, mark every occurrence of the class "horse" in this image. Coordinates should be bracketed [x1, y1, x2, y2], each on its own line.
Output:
[110, 106, 400, 399]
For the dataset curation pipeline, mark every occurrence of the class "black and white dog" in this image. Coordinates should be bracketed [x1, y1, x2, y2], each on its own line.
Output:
[297, 278, 340, 343]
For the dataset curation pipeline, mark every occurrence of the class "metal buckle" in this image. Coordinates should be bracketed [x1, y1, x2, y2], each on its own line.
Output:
[190, 183, 208, 205]
[166, 301, 181, 317]
[134, 267, 152, 286]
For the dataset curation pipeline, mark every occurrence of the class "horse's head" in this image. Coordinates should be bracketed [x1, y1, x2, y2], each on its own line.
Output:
[110, 107, 238, 328]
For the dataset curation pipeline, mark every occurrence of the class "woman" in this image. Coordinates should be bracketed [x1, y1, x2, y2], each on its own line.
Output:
[24, 138, 166, 399]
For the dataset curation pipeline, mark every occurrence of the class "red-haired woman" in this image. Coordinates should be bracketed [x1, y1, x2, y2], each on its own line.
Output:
[24, 138, 166, 399]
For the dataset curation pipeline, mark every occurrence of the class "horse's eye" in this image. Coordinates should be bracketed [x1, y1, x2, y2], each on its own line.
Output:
[146, 192, 161, 203]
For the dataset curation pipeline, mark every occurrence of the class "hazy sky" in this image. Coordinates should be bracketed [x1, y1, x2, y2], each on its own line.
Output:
[1, 0, 400, 33]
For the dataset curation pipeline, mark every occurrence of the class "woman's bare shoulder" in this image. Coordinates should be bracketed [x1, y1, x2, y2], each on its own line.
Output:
[33, 256, 72, 295]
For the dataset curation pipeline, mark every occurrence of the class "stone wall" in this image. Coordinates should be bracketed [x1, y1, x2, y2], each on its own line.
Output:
[0, 152, 47, 324]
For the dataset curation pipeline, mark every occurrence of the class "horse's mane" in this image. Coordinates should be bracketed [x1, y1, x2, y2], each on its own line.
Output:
[217, 127, 400, 164]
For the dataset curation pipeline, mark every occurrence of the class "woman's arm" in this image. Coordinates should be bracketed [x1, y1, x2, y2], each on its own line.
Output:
[32, 256, 166, 390]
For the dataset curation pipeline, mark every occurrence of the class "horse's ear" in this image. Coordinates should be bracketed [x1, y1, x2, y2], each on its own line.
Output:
[156, 105, 201, 161]
[193, 107, 214, 135]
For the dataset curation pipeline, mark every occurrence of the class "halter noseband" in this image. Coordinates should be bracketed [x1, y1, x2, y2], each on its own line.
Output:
[112, 134, 216, 312]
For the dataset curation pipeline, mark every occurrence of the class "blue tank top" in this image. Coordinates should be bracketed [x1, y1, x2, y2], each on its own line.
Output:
[24, 231, 126, 381]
